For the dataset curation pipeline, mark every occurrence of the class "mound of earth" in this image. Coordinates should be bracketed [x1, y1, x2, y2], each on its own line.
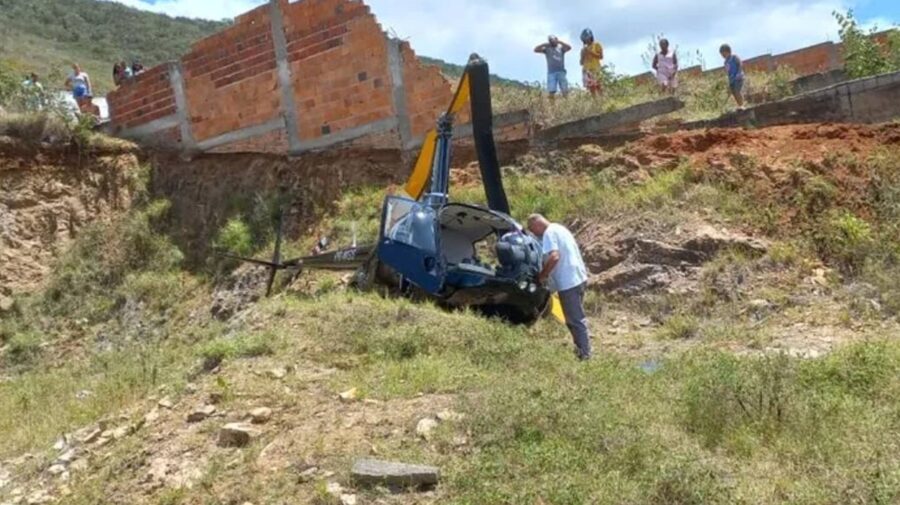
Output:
[576, 123, 900, 219]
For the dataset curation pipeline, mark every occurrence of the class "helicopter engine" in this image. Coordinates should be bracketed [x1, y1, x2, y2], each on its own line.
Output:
[495, 231, 543, 286]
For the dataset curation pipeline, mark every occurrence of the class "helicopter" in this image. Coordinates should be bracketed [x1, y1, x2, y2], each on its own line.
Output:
[221, 54, 555, 325]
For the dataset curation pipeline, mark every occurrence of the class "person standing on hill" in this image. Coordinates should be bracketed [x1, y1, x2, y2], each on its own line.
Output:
[652, 38, 679, 94]
[527, 214, 592, 361]
[720, 44, 745, 109]
[22, 73, 44, 111]
[580, 29, 604, 97]
[65, 64, 93, 110]
[535, 35, 572, 99]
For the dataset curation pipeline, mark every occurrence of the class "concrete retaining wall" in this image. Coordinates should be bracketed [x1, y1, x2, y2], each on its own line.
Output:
[685, 69, 900, 129]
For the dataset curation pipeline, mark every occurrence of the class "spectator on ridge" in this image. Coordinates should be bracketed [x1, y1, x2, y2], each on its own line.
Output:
[652, 38, 679, 94]
[65, 63, 93, 110]
[580, 28, 604, 97]
[131, 60, 145, 76]
[22, 72, 42, 90]
[535, 35, 572, 99]
[22, 73, 44, 111]
[720, 44, 745, 109]
[113, 62, 125, 86]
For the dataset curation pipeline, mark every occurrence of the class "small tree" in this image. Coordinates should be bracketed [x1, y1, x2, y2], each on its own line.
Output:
[834, 10, 894, 78]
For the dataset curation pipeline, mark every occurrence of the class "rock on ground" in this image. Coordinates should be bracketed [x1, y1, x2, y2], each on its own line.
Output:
[415, 418, 439, 441]
[249, 407, 273, 424]
[217, 423, 261, 448]
[186, 405, 217, 423]
[351, 458, 440, 488]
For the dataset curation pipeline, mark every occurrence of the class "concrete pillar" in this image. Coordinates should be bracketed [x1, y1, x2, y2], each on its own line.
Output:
[269, 0, 303, 154]
[387, 38, 414, 150]
[168, 62, 197, 150]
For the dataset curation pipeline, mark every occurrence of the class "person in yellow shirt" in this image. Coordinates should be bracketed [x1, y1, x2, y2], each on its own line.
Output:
[580, 28, 604, 97]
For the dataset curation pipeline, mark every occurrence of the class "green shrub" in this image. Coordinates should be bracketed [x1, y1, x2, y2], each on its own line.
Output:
[213, 217, 254, 257]
[43, 199, 183, 321]
[814, 211, 874, 274]
[801, 341, 899, 399]
[680, 351, 796, 448]
[3, 331, 43, 366]
[659, 314, 700, 340]
[834, 11, 898, 78]
[198, 333, 275, 370]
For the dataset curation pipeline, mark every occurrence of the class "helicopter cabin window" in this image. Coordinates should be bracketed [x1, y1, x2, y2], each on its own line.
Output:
[382, 197, 437, 253]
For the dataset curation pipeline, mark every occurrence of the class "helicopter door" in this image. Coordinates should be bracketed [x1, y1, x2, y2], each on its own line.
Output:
[378, 196, 444, 294]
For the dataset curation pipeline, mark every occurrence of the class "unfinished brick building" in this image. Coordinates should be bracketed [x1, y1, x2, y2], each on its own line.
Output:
[107, 0, 454, 155]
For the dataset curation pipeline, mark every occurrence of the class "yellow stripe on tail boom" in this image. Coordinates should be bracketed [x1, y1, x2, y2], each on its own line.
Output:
[403, 72, 471, 199]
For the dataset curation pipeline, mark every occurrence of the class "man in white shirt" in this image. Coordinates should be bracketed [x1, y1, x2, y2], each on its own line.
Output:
[527, 214, 592, 360]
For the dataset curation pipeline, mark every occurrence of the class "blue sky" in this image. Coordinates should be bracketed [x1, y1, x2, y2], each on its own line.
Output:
[118, 0, 897, 82]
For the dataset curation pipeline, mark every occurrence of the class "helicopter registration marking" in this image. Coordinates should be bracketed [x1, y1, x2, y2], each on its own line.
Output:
[334, 249, 358, 262]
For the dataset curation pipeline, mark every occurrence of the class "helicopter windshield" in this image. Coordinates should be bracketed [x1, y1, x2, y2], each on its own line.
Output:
[383, 197, 438, 253]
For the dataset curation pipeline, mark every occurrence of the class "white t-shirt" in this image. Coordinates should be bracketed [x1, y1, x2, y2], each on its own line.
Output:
[69, 72, 90, 91]
[541, 223, 588, 292]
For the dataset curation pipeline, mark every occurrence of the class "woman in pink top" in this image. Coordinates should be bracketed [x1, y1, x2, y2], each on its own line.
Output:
[652, 38, 678, 94]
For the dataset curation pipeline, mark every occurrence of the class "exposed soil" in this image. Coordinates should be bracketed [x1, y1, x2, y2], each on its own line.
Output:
[0, 138, 140, 298]
[152, 149, 409, 266]
[578, 123, 900, 220]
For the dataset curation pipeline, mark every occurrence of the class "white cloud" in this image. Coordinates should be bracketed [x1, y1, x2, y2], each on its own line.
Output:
[108, 0, 886, 82]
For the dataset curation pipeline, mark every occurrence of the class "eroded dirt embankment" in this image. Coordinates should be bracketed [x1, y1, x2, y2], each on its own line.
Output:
[151, 149, 410, 266]
[7, 122, 900, 297]
[0, 138, 140, 299]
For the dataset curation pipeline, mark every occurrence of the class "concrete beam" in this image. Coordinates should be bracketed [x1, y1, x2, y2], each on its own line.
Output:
[118, 114, 180, 140]
[682, 69, 900, 130]
[452, 109, 531, 139]
[387, 38, 413, 150]
[195, 116, 286, 151]
[535, 97, 684, 144]
[269, 0, 302, 153]
[293, 117, 399, 153]
[167, 62, 197, 150]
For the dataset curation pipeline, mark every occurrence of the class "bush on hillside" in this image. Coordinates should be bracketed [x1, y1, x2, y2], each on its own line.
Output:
[834, 10, 900, 78]
[43, 199, 184, 321]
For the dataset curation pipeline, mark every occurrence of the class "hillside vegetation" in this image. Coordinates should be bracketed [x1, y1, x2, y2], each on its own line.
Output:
[0, 0, 228, 93]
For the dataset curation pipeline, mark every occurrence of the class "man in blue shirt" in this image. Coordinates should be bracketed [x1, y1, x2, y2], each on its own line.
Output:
[527, 214, 592, 360]
[720, 44, 745, 109]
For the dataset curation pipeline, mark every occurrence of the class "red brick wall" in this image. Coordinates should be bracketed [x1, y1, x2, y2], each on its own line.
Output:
[107, 0, 454, 154]
[742, 54, 774, 73]
[771, 43, 836, 75]
[107, 65, 177, 129]
[401, 42, 454, 136]
[181, 4, 280, 143]
[282, 0, 397, 141]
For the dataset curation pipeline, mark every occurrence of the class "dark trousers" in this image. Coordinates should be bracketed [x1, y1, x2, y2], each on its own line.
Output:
[559, 283, 592, 359]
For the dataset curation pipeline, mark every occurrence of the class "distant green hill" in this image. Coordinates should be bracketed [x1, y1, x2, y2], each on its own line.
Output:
[420, 56, 527, 88]
[0, 0, 228, 93]
[0, 0, 521, 95]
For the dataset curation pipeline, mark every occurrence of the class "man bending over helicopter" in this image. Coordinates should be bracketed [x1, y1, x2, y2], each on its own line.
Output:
[527, 214, 592, 361]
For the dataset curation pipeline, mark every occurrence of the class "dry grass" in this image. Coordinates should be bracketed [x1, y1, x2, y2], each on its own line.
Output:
[492, 66, 799, 127]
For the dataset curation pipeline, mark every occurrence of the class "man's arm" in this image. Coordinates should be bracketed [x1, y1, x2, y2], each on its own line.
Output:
[559, 41, 572, 52]
[85, 75, 93, 95]
[539, 250, 560, 283]
[534, 43, 548, 54]
[652, 54, 659, 71]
